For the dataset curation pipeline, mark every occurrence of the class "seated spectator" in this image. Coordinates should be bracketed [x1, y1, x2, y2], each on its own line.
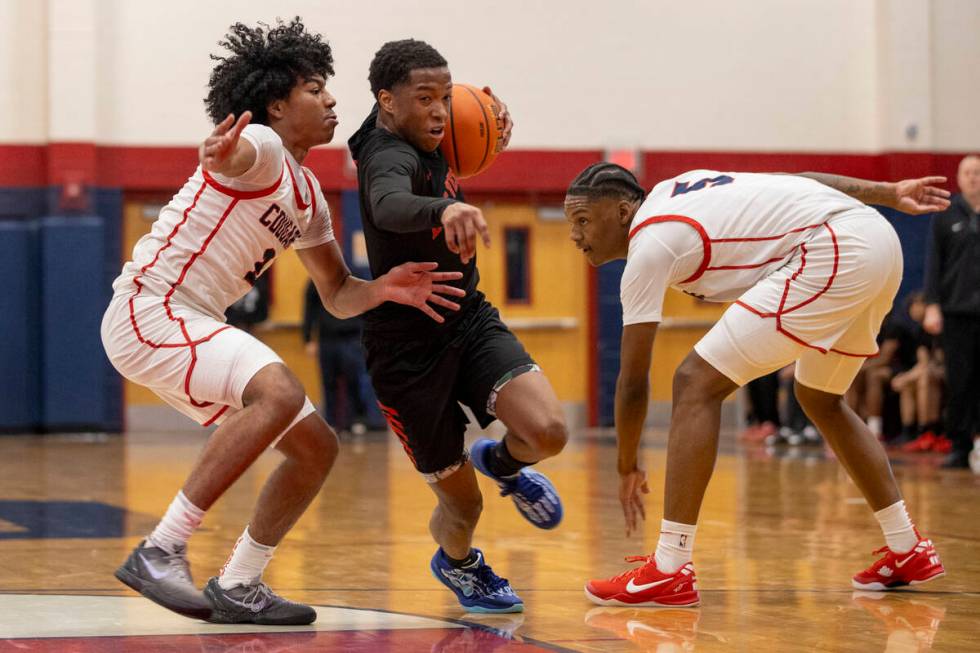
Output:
[894, 294, 949, 452]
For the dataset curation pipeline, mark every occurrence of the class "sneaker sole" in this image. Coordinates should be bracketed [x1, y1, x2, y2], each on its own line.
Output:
[851, 570, 946, 591]
[206, 610, 317, 626]
[583, 586, 700, 608]
[114, 565, 212, 621]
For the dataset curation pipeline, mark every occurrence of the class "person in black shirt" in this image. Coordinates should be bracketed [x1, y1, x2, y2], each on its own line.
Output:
[348, 39, 567, 613]
[302, 280, 368, 434]
[923, 155, 980, 469]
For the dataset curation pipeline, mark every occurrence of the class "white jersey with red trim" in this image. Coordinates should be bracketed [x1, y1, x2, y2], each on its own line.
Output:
[621, 170, 864, 325]
[111, 124, 335, 321]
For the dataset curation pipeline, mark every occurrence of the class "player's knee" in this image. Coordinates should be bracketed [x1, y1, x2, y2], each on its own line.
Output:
[308, 421, 340, 473]
[246, 364, 306, 421]
[533, 416, 568, 458]
[794, 380, 842, 417]
[441, 492, 483, 527]
[672, 357, 723, 404]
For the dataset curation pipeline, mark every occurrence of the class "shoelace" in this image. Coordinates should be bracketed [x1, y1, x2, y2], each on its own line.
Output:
[164, 550, 193, 584]
[472, 562, 513, 596]
[499, 473, 545, 502]
[608, 556, 652, 583]
[238, 582, 275, 612]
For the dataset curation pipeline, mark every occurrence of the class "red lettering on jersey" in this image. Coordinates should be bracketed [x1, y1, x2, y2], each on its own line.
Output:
[432, 227, 443, 239]
[443, 171, 459, 198]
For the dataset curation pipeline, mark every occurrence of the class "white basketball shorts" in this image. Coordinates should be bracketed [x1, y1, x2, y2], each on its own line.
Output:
[101, 292, 315, 432]
[694, 208, 903, 395]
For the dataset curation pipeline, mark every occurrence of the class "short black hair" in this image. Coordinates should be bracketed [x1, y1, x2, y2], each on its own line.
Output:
[205, 17, 334, 125]
[567, 162, 646, 203]
[368, 39, 448, 98]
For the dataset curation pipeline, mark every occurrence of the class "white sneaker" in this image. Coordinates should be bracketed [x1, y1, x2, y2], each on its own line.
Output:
[969, 439, 980, 475]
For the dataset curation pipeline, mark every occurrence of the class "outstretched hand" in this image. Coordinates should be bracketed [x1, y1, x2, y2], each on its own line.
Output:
[382, 262, 466, 323]
[199, 111, 252, 172]
[619, 468, 650, 537]
[890, 176, 951, 214]
[482, 86, 513, 149]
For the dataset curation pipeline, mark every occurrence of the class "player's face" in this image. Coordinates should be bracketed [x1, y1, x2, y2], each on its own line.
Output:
[385, 67, 452, 152]
[564, 195, 632, 266]
[957, 156, 980, 200]
[279, 75, 338, 147]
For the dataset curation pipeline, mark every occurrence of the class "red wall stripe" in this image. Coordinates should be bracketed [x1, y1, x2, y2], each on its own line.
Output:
[1, 144, 972, 194]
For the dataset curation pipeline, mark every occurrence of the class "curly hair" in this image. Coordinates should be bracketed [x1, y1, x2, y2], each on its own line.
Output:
[567, 162, 647, 203]
[368, 39, 447, 98]
[205, 17, 334, 125]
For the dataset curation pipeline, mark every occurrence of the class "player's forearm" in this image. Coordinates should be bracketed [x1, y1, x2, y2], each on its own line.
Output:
[373, 190, 455, 233]
[797, 172, 896, 206]
[614, 375, 649, 475]
[321, 274, 384, 319]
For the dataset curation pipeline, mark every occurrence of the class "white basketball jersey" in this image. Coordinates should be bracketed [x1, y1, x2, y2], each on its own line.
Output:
[621, 170, 864, 325]
[112, 125, 334, 320]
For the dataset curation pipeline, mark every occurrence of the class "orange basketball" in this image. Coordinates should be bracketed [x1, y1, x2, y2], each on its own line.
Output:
[440, 84, 503, 178]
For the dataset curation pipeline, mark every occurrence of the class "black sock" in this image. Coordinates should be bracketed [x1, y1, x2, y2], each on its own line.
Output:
[486, 439, 532, 478]
[445, 549, 479, 568]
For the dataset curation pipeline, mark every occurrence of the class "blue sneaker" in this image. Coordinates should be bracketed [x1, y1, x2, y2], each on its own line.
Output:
[430, 548, 524, 613]
[470, 438, 563, 529]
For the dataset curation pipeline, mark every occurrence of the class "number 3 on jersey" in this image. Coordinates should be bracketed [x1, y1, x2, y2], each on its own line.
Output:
[244, 248, 275, 286]
[671, 175, 734, 197]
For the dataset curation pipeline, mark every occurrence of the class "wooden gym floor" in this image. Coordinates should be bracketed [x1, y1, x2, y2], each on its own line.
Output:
[0, 427, 977, 651]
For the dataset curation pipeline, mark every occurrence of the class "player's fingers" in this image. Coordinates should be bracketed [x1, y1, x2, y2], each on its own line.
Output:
[476, 218, 491, 248]
[641, 481, 650, 494]
[461, 220, 477, 261]
[429, 271, 464, 282]
[213, 113, 235, 135]
[231, 111, 252, 139]
[405, 261, 439, 273]
[919, 176, 947, 185]
[444, 224, 460, 254]
[927, 187, 951, 198]
[428, 294, 460, 311]
[432, 283, 466, 297]
[418, 303, 445, 323]
[634, 494, 646, 521]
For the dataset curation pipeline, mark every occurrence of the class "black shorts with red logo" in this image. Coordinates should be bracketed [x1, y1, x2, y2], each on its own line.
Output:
[362, 294, 536, 481]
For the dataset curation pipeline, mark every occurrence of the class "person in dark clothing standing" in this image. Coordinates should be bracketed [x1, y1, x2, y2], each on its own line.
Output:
[923, 155, 980, 470]
[302, 279, 368, 435]
[348, 39, 567, 613]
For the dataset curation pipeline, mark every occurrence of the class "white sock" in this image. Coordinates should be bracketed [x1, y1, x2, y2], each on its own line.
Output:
[218, 527, 276, 589]
[874, 500, 918, 554]
[145, 490, 205, 553]
[654, 519, 697, 574]
[867, 416, 882, 437]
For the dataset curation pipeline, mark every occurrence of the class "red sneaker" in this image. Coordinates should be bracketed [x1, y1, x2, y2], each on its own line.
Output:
[901, 432, 936, 453]
[585, 556, 699, 607]
[852, 537, 945, 590]
[931, 435, 953, 454]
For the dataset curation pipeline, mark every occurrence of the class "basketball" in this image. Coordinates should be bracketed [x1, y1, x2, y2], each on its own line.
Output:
[440, 84, 503, 178]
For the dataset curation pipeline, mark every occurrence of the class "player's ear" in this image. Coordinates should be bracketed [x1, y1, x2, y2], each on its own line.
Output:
[618, 199, 635, 226]
[377, 89, 394, 114]
[267, 98, 285, 121]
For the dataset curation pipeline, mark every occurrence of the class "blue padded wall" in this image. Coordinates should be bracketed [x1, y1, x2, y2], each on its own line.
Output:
[0, 219, 41, 431]
[39, 216, 107, 431]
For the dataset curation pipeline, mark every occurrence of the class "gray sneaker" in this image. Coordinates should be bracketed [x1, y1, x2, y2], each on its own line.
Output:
[115, 540, 212, 620]
[204, 577, 316, 625]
